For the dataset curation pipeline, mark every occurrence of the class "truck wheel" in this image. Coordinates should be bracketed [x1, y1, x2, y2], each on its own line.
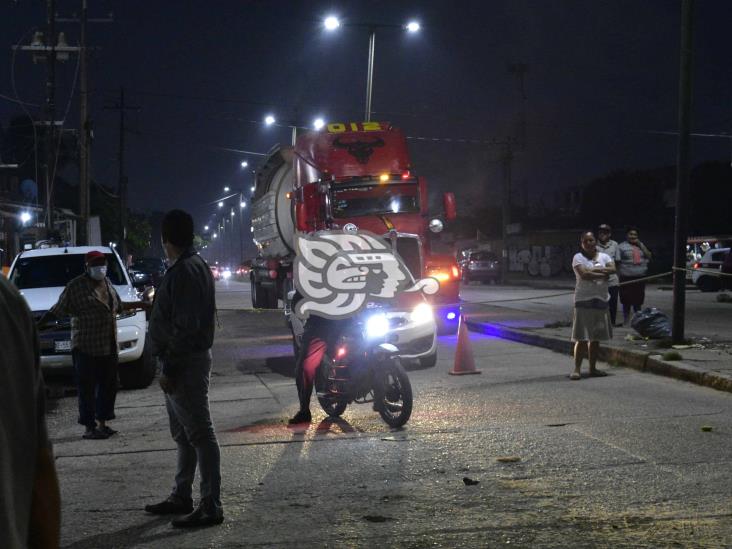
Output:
[119, 339, 157, 390]
[697, 276, 720, 292]
[265, 286, 279, 309]
[251, 279, 270, 308]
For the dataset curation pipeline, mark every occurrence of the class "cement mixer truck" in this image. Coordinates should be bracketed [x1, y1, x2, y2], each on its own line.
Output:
[249, 121, 460, 345]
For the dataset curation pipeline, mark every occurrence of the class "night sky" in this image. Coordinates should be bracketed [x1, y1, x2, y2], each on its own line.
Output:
[2, 0, 730, 248]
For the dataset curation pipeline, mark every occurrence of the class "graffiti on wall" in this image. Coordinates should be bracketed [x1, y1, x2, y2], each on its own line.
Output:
[508, 244, 576, 277]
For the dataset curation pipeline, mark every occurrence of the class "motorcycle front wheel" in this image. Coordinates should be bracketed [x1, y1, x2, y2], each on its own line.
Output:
[376, 359, 413, 428]
[316, 364, 348, 417]
[318, 396, 347, 417]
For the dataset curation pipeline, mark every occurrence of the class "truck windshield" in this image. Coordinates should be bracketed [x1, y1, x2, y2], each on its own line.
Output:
[332, 183, 420, 218]
[10, 253, 127, 289]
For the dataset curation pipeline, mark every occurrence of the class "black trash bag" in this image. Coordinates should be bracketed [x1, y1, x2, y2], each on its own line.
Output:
[630, 307, 672, 339]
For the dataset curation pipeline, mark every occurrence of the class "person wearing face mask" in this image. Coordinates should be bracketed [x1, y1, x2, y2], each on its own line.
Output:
[596, 224, 621, 326]
[617, 226, 653, 326]
[39, 251, 146, 440]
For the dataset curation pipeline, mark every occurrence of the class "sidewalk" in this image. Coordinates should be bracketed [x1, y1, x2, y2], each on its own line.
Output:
[464, 304, 732, 394]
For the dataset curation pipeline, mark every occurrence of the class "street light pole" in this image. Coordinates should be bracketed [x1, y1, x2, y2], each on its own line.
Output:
[365, 29, 375, 122]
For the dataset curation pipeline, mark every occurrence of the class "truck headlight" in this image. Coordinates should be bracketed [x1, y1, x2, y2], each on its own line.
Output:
[365, 313, 390, 339]
[410, 302, 433, 324]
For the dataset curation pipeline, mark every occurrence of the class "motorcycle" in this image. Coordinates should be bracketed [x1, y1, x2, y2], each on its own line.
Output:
[313, 310, 413, 428]
[286, 297, 414, 428]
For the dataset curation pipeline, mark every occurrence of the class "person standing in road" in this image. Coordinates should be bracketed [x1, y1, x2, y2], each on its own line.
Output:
[1, 273, 61, 548]
[617, 226, 652, 326]
[39, 250, 144, 440]
[145, 209, 224, 528]
[596, 223, 621, 326]
[570, 231, 615, 380]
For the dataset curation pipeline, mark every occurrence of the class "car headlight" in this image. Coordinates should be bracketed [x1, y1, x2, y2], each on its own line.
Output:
[410, 302, 433, 324]
[222, 270, 232, 279]
[365, 313, 390, 339]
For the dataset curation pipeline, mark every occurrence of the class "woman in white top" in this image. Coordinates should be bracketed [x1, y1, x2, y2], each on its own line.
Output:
[570, 231, 616, 380]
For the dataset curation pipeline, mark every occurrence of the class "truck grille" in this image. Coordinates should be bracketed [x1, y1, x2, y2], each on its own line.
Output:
[395, 237, 422, 279]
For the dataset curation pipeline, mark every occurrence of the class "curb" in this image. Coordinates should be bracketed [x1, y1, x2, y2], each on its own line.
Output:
[465, 319, 732, 394]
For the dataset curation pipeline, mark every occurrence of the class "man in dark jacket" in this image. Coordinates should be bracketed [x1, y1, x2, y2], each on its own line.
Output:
[144, 209, 223, 528]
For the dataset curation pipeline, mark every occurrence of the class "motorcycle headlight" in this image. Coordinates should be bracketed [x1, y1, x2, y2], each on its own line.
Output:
[365, 313, 390, 339]
[410, 302, 433, 324]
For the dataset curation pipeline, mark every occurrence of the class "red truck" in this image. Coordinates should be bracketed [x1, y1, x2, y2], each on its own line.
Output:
[250, 121, 460, 334]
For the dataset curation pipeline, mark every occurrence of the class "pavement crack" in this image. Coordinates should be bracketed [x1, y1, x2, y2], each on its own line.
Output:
[254, 372, 282, 405]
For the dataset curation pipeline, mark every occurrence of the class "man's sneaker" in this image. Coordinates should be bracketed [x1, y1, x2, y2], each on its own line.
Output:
[288, 409, 312, 424]
[99, 426, 118, 436]
[145, 496, 194, 515]
[171, 502, 224, 528]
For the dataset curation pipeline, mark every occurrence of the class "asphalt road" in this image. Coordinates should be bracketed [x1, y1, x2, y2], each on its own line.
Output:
[47, 280, 732, 548]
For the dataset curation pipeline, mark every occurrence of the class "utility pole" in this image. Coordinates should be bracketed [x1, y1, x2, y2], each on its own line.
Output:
[500, 62, 528, 282]
[501, 142, 513, 282]
[508, 63, 528, 151]
[44, 0, 57, 233]
[672, 0, 695, 343]
[105, 87, 139, 262]
[77, 0, 89, 244]
[56, 6, 112, 245]
[239, 192, 244, 262]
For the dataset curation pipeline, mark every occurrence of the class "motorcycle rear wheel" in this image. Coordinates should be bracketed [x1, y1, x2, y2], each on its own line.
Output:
[377, 359, 413, 428]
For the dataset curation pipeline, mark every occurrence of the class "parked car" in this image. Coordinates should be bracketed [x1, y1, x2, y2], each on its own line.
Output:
[130, 256, 166, 287]
[460, 250, 501, 284]
[692, 247, 730, 292]
[210, 265, 221, 281]
[8, 245, 156, 389]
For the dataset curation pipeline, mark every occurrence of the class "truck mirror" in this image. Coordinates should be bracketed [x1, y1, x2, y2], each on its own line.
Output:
[443, 192, 457, 221]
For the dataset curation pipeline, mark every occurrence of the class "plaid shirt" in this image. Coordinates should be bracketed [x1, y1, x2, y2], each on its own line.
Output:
[50, 274, 123, 357]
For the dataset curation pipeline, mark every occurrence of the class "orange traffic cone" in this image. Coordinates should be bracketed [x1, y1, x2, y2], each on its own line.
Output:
[449, 314, 481, 375]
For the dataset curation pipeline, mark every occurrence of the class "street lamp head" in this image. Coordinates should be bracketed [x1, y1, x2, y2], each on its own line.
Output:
[230, 210, 235, 216]
[213, 233, 218, 238]
[224, 186, 230, 192]
[405, 21, 420, 33]
[240, 201, 246, 208]
[240, 160, 248, 168]
[324, 16, 340, 31]
[204, 225, 209, 231]
[218, 201, 224, 208]
[313, 117, 325, 130]
[20, 211, 32, 224]
[251, 185, 256, 193]
[264, 114, 276, 126]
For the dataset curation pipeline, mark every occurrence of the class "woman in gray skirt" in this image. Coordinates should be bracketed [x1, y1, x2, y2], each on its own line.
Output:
[570, 231, 616, 380]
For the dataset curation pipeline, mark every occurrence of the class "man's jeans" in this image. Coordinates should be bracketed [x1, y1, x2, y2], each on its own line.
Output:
[72, 349, 118, 428]
[164, 351, 222, 507]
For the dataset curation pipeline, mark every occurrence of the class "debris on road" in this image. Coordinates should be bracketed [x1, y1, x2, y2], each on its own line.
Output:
[496, 456, 522, 463]
[701, 426, 714, 432]
[462, 477, 480, 486]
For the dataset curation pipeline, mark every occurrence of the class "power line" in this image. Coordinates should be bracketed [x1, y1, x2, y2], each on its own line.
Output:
[0, 92, 41, 108]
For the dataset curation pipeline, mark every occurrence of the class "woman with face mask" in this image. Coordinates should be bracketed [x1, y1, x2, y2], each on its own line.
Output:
[617, 227, 653, 326]
[39, 251, 146, 439]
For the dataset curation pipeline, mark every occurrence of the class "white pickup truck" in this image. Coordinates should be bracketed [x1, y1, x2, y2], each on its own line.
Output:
[8, 245, 156, 389]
